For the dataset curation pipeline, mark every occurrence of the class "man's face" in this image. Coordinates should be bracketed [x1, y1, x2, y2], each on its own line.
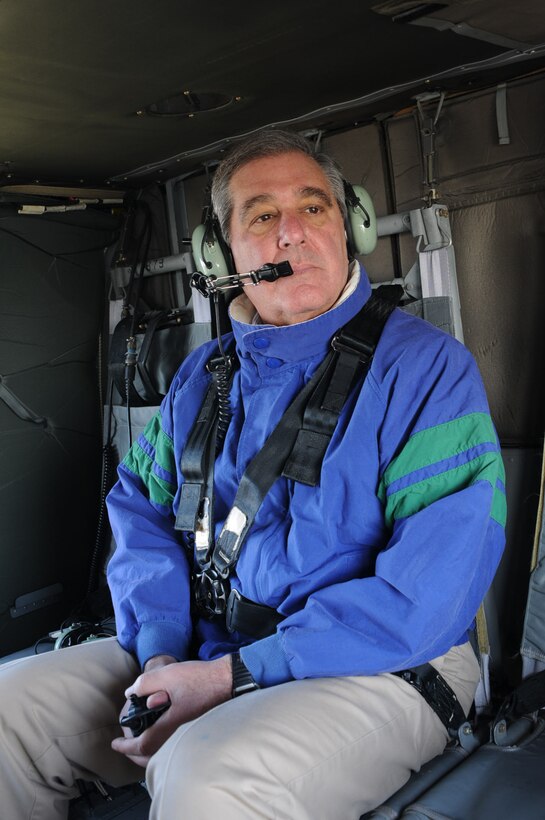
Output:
[228, 151, 350, 326]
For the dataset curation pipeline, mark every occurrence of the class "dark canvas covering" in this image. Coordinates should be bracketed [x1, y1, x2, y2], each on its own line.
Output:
[0, 206, 118, 654]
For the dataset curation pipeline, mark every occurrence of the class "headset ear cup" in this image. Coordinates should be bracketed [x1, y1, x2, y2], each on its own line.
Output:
[346, 185, 377, 256]
[191, 223, 233, 278]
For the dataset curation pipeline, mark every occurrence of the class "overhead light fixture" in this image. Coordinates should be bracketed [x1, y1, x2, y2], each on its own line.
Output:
[140, 90, 239, 118]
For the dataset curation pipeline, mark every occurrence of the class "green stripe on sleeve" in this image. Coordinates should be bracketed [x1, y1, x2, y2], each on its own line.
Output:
[123, 442, 176, 509]
[384, 449, 506, 528]
[155, 427, 176, 477]
[491, 484, 507, 528]
[380, 412, 503, 497]
[122, 412, 176, 509]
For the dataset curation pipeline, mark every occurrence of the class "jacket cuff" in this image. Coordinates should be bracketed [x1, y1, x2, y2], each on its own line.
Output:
[134, 621, 191, 670]
[239, 633, 293, 687]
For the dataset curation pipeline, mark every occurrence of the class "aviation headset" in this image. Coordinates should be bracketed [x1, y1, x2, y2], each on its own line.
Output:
[191, 180, 378, 279]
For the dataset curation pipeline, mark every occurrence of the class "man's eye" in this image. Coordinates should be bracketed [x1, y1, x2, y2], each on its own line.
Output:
[253, 213, 273, 224]
[306, 205, 323, 214]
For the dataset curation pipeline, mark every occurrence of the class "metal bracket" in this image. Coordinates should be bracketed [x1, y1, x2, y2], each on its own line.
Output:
[415, 91, 446, 202]
[410, 205, 452, 253]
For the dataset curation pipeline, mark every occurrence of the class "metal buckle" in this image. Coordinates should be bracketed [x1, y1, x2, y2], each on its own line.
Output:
[193, 567, 230, 618]
[194, 497, 210, 551]
[398, 669, 424, 695]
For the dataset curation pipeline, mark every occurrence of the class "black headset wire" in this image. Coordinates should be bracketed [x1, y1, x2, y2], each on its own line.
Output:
[85, 377, 118, 599]
[122, 201, 154, 447]
[84, 199, 152, 616]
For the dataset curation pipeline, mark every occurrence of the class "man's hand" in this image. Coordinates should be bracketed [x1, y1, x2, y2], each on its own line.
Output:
[112, 655, 233, 768]
[143, 654, 178, 673]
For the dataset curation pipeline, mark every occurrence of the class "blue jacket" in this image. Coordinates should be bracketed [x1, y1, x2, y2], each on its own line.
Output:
[106, 266, 506, 687]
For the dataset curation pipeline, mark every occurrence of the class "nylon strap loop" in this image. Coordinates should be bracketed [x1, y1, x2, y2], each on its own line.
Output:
[176, 483, 204, 532]
[174, 379, 218, 541]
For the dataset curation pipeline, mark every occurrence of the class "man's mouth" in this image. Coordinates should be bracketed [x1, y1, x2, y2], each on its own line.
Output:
[283, 263, 317, 276]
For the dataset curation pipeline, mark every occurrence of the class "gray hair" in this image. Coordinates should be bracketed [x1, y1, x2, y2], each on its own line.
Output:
[210, 129, 346, 244]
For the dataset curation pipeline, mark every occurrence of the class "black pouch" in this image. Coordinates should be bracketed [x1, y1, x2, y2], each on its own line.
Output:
[110, 308, 193, 406]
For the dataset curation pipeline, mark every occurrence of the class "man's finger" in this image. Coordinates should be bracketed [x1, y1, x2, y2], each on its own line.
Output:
[111, 736, 149, 768]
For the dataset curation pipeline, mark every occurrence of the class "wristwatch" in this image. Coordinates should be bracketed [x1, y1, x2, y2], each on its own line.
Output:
[231, 651, 260, 697]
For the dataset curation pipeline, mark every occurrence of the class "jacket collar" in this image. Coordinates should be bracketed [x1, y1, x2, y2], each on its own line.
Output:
[229, 262, 372, 368]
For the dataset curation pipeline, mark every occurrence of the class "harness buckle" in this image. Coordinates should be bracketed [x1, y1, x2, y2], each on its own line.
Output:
[192, 566, 230, 618]
[214, 506, 248, 574]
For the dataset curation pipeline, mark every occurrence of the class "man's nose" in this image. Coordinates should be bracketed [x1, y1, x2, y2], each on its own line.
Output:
[278, 213, 305, 248]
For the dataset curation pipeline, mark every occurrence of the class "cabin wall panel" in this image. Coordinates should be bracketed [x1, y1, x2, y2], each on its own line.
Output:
[324, 124, 396, 283]
[387, 73, 545, 444]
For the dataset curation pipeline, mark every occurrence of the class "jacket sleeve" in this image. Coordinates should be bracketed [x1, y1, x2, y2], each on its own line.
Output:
[106, 394, 192, 669]
[240, 326, 506, 686]
[106, 335, 231, 670]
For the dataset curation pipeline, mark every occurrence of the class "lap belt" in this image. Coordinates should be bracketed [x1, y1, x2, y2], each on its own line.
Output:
[225, 589, 285, 639]
[393, 664, 466, 733]
[226, 590, 466, 734]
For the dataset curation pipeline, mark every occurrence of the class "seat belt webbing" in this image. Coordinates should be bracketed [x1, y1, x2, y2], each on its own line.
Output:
[212, 349, 335, 577]
[283, 286, 402, 486]
[212, 288, 402, 577]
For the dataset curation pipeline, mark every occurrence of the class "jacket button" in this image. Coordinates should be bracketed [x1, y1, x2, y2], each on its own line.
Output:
[266, 357, 282, 368]
[253, 337, 269, 349]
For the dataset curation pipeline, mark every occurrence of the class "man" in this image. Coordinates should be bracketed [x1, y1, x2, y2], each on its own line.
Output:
[0, 130, 505, 819]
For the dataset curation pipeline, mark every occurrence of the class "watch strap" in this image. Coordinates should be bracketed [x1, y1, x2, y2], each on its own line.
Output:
[231, 651, 260, 697]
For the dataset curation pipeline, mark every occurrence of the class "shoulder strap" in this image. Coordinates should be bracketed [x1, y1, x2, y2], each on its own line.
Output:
[211, 350, 335, 576]
[211, 286, 403, 578]
[283, 285, 403, 485]
[175, 345, 237, 566]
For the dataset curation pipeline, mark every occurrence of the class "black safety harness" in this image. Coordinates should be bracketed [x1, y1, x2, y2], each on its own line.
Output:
[175, 285, 466, 734]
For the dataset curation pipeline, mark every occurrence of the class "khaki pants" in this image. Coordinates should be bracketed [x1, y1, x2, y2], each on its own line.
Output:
[0, 637, 479, 820]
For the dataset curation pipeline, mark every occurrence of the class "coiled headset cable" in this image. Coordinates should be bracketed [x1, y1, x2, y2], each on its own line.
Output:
[210, 292, 234, 448]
